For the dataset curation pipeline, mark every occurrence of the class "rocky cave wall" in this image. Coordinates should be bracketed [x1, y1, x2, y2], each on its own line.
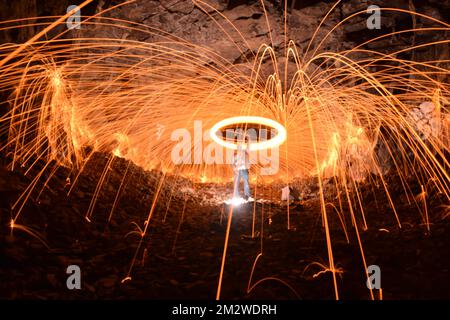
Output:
[1, 0, 449, 65]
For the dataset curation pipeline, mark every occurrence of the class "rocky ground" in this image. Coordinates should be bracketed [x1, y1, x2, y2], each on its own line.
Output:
[0, 152, 449, 300]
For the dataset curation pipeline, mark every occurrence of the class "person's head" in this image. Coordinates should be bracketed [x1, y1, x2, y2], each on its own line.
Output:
[240, 132, 250, 144]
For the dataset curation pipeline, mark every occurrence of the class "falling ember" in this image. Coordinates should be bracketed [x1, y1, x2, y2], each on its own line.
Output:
[0, 0, 449, 302]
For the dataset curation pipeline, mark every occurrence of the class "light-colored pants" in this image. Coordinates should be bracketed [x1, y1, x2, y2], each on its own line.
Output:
[233, 169, 250, 198]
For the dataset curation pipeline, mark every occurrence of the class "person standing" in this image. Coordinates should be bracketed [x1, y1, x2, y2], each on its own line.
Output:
[232, 135, 251, 200]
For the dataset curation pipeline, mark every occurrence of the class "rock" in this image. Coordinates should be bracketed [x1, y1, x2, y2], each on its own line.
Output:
[408, 102, 441, 140]
[46, 274, 59, 287]
[225, 4, 263, 21]
[162, 0, 195, 15]
[98, 276, 118, 288]
[420, 101, 435, 114]
[84, 282, 96, 293]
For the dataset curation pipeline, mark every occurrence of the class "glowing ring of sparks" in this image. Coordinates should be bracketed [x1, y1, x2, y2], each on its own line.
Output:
[210, 116, 287, 151]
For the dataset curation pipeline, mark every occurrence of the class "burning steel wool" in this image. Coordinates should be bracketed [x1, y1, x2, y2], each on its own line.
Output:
[0, 0, 449, 300]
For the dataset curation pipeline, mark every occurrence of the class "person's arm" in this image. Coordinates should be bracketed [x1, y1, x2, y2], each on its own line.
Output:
[245, 139, 251, 164]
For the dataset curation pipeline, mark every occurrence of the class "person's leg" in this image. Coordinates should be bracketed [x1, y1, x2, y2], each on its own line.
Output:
[233, 170, 240, 198]
[243, 169, 250, 198]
